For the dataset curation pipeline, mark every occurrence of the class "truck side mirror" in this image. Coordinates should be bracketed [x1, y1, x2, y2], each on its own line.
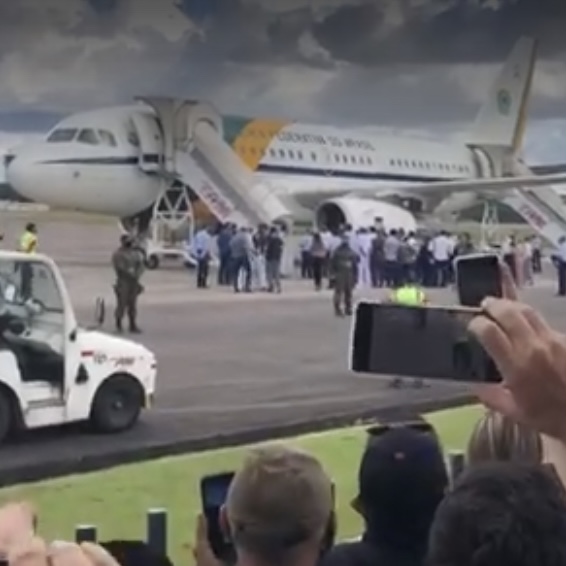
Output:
[94, 297, 105, 327]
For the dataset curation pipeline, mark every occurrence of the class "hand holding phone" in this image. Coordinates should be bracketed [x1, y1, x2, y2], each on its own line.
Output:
[200, 472, 236, 563]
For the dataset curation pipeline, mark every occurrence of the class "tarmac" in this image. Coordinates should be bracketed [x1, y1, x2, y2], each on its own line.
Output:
[0, 214, 564, 486]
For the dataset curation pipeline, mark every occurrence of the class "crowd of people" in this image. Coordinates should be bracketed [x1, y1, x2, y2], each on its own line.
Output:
[192, 223, 286, 293]
[299, 226, 544, 291]
[189, 220, 550, 296]
[5, 277, 566, 566]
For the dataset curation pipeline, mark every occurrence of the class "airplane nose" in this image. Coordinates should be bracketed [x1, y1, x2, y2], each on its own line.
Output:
[4, 152, 36, 202]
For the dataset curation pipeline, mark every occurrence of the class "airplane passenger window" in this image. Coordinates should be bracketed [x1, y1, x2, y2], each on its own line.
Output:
[342, 155, 347, 163]
[47, 128, 78, 143]
[311, 152, 317, 161]
[335, 154, 340, 162]
[98, 130, 117, 147]
[351, 156, 356, 163]
[289, 150, 295, 158]
[279, 149, 285, 158]
[77, 129, 99, 145]
[298, 151, 303, 159]
[269, 149, 276, 157]
[368, 158, 372, 165]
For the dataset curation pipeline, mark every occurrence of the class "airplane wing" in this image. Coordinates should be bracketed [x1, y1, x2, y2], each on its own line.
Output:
[530, 164, 566, 176]
[376, 173, 566, 199]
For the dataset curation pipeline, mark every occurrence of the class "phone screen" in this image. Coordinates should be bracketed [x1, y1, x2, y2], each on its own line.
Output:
[456, 254, 502, 307]
[200, 472, 236, 563]
[350, 302, 501, 383]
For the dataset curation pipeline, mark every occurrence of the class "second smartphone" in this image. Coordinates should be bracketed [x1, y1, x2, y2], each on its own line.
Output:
[454, 253, 503, 307]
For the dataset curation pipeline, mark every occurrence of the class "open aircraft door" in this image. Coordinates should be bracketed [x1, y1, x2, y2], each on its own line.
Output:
[130, 112, 164, 173]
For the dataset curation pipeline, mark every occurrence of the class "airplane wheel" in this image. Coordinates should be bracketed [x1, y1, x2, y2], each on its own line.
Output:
[145, 254, 159, 270]
[90, 375, 144, 433]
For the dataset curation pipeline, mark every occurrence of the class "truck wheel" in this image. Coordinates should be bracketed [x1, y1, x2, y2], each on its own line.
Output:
[0, 391, 13, 443]
[90, 375, 143, 433]
[145, 255, 159, 270]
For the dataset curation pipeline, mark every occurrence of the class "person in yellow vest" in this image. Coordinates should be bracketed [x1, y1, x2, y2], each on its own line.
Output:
[18, 223, 37, 299]
[19, 223, 38, 254]
[388, 274, 427, 305]
[388, 274, 427, 388]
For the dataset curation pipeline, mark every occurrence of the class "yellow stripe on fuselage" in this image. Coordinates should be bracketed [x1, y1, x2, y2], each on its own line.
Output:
[231, 118, 289, 170]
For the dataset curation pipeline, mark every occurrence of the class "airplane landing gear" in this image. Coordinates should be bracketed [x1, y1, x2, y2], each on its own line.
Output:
[143, 184, 195, 270]
[480, 200, 500, 249]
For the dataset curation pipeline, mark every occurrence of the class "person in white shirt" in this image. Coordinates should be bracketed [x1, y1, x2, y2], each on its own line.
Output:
[428, 231, 453, 287]
[520, 237, 533, 286]
[501, 235, 517, 283]
[355, 228, 373, 288]
[192, 226, 213, 288]
[299, 232, 314, 279]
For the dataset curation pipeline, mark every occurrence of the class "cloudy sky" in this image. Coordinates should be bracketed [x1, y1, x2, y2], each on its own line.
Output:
[1, 0, 566, 163]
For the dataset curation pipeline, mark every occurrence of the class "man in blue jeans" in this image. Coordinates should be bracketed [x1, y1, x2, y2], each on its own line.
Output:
[230, 227, 253, 293]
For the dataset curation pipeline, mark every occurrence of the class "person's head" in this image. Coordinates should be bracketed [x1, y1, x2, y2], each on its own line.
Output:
[466, 411, 542, 466]
[25, 223, 36, 234]
[354, 426, 448, 551]
[389, 229, 397, 237]
[312, 232, 322, 244]
[120, 234, 133, 248]
[222, 445, 335, 566]
[428, 462, 566, 566]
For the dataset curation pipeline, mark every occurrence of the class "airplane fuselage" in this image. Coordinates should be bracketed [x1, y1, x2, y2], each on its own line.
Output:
[4, 104, 483, 219]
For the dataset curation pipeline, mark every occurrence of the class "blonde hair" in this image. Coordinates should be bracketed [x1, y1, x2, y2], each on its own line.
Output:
[466, 410, 542, 466]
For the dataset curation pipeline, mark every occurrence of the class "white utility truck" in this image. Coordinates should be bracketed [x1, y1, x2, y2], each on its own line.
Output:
[0, 251, 156, 443]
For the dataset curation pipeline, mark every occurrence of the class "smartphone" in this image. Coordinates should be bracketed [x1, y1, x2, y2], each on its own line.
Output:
[455, 253, 502, 307]
[200, 472, 236, 562]
[350, 302, 501, 383]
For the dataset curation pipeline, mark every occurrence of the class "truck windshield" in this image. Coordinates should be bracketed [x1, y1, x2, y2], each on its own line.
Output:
[0, 260, 63, 312]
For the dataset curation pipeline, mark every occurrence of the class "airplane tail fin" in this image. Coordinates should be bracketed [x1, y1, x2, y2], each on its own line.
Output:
[468, 36, 537, 153]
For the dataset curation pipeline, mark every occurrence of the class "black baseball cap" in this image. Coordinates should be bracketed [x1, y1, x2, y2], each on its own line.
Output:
[356, 426, 448, 539]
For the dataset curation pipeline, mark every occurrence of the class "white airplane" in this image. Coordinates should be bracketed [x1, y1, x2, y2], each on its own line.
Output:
[4, 35, 566, 239]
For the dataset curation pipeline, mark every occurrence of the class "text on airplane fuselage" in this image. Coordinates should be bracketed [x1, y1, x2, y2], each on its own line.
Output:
[276, 131, 375, 151]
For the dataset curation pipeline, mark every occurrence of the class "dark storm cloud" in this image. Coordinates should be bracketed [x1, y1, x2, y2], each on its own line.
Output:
[1, 0, 566, 129]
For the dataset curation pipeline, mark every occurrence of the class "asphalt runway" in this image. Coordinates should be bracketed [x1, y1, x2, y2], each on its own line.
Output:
[0, 215, 564, 485]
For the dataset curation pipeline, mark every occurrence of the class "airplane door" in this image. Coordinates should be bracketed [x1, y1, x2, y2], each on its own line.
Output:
[130, 113, 164, 173]
[321, 146, 334, 178]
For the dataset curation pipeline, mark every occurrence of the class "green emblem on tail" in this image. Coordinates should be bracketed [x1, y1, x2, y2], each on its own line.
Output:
[497, 89, 511, 115]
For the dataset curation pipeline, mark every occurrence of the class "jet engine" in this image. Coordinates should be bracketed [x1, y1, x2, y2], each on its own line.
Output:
[315, 197, 417, 233]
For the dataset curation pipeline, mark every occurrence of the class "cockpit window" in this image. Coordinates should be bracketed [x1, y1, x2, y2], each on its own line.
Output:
[47, 128, 77, 143]
[128, 130, 140, 147]
[77, 129, 99, 145]
[97, 129, 117, 147]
